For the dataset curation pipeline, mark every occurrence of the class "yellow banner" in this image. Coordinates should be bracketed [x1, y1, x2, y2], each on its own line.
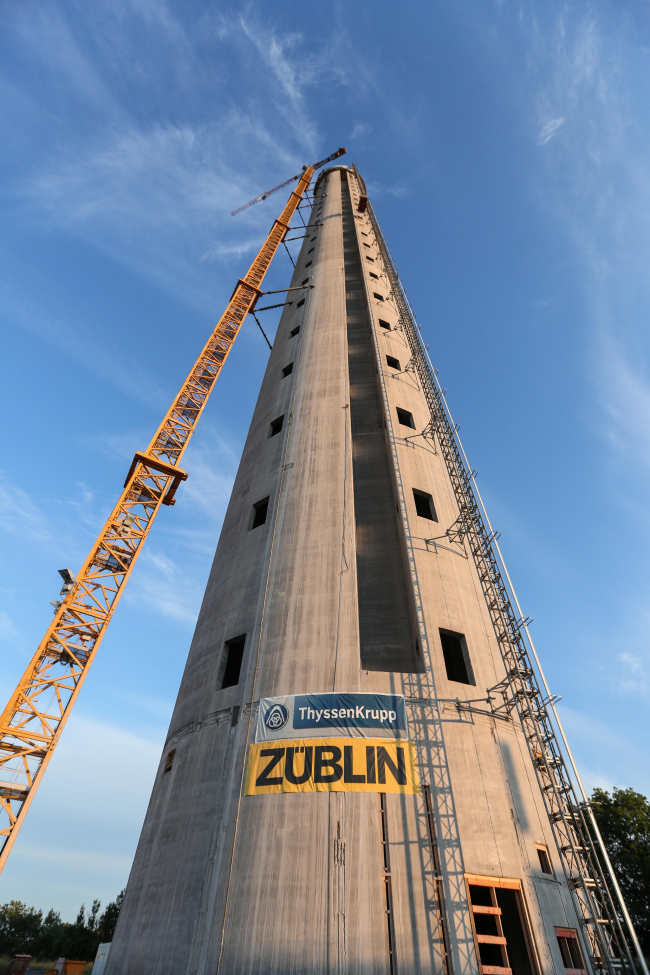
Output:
[245, 737, 419, 796]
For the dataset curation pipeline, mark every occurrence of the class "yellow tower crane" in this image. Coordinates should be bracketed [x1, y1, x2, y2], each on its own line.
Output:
[0, 147, 346, 872]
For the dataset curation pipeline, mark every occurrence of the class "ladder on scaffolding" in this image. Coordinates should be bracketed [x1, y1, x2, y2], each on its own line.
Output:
[366, 199, 645, 975]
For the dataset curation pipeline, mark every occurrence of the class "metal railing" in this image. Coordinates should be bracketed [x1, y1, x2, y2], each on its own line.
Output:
[366, 197, 645, 975]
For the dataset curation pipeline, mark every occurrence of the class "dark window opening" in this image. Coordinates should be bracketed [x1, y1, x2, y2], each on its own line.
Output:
[369, 272, 379, 279]
[250, 497, 269, 529]
[536, 846, 553, 875]
[164, 749, 175, 774]
[366, 256, 375, 262]
[413, 489, 438, 521]
[220, 634, 246, 689]
[362, 231, 368, 236]
[282, 362, 294, 378]
[290, 325, 300, 337]
[269, 415, 284, 437]
[363, 242, 370, 248]
[310, 236, 317, 241]
[308, 248, 314, 253]
[297, 298, 305, 307]
[555, 929, 586, 973]
[440, 629, 475, 685]
[396, 407, 415, 428]
[386, 355, 401, 370]
[468, 880, 535, 975]
[305, 261, 312, 267]
[379, 319, 391, 330]
[373, 292, 384, 301]
[301, 278, 309, 285]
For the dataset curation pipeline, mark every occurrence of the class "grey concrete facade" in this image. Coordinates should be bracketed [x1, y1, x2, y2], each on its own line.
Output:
[106, 167, 585, 975]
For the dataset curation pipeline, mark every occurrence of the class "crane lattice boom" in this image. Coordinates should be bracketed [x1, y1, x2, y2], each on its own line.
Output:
[0, 149, 345, 872]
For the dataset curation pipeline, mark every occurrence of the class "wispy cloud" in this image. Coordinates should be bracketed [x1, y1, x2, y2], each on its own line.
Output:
[0, 472, 54, 543]
[0, 712, 163, 917]
[350, 122, 372, 140]
[234, 16, 347, 157]
[127, 547, 204, 625]
[558, 704, 650, 796]
[0, 279, 168, 411]
[537, 117, 565, 145]
[201, 237, 263, 262]
[598, 337, 650, 470]
[3, 3, 347, 315]
[618, 652, 646, 696]
[0, 610, 21, 645]
[180, 430, 238, 520]
[524, 7, 650, 491]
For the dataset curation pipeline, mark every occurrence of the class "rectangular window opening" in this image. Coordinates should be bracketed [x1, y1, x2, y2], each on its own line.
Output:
[366, 255, 375, 262]
[378, 319, 391, 330]
[369, 272, 379, 279]
[164, 749, 175, 774]
[536, 845, 553, 875]
[440, 629, 475, 685]
[413, 489, 438, 522]
[386, 355, 401, 370]
[467, 878, 536, 975]
[305, 261, 312, 267]
[250, 497, 270, 530]
[555, 929, 586, 974]
[308, 247, 314, 253]
[290, 325, 300, 337]
[269, 415, 284, 437]
[396, 407, 415, 429]
[301, 277, 309, 284]
[219, 634, 246, 690]
[297, 298, 305, 307]
[282, 362, 294, 378]
[373, 292, 384, 301]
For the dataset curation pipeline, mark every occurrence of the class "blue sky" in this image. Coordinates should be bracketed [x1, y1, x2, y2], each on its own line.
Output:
[1, 0, 650, 920]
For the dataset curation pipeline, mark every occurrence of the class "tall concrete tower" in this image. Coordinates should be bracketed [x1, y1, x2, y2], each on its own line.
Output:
[106, 167, 640, 975]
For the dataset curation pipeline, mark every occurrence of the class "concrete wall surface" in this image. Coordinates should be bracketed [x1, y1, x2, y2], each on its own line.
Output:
[105, 167, 585, 975]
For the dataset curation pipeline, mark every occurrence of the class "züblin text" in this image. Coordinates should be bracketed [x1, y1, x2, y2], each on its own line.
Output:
[245, 738, 419, 795]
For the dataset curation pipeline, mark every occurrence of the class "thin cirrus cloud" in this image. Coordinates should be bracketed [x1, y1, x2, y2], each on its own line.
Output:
[0, 713, 163, 917]
[537, 117, 565, 145]
[0, 472, 55, 544]
[4, 4, 343, 315]
[598, 338, 650, 470]
[0, 278, 169, 412]
[524, 7, 650, 471]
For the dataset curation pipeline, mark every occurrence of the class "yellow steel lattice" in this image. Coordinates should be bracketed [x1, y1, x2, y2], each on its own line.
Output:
[0, 160, 330, 871]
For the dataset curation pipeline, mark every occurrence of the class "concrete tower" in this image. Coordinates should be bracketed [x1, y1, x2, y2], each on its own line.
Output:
[105, 166, 630, 975]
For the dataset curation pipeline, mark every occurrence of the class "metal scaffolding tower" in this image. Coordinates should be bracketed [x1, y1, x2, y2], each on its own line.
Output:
[365, 193, 647, 975]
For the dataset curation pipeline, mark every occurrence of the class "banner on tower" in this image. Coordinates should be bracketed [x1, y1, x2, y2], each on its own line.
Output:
[256, 692, 408, 742]
[244, 737, 419, 796]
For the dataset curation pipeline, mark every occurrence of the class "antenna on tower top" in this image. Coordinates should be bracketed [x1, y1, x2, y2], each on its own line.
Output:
[231, 147, 347, 216]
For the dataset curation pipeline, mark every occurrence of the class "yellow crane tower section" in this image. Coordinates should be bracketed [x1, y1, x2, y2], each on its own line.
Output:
[0, 148, 346, 872]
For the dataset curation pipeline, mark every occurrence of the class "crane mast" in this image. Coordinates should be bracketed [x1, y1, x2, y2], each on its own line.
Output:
[0, 148, 346, 872]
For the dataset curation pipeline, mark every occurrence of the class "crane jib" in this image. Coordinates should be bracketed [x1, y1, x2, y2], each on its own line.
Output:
[0, 154, 338, 872]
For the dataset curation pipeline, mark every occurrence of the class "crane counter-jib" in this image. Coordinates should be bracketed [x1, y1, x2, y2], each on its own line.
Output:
[0, 147, 346, 872]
